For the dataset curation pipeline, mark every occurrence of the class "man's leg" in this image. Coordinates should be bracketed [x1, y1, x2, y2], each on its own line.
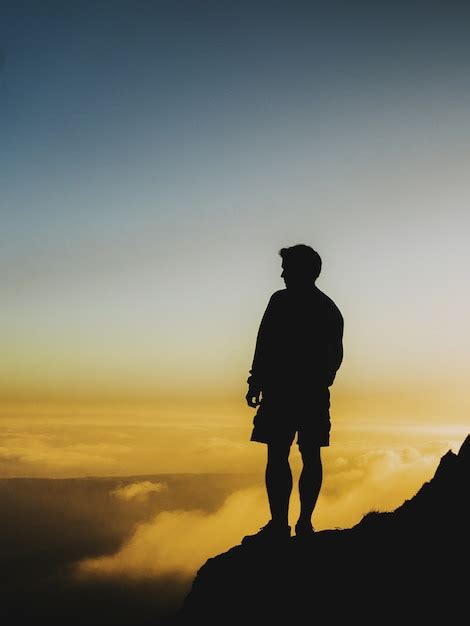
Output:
[297, 444, 322, 529]
[266, 441, 292, 527]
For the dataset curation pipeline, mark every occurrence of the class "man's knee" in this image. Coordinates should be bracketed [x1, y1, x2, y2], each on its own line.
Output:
[267, 441, 292, 464]
[299, 444, 322, 466]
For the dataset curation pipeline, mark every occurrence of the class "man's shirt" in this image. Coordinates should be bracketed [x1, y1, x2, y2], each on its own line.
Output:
[249, 286, 344, 395]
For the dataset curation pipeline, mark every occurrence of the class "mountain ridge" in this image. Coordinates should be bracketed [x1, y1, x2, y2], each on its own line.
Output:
[175, 435, 469, 624]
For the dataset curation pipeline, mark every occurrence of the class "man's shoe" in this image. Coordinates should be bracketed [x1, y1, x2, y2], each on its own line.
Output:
[294, 521, 316, 539]
[241, 520, 291, 545]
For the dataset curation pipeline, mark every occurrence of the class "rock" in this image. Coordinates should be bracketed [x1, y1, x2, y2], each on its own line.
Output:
[174, 434, 470, 624]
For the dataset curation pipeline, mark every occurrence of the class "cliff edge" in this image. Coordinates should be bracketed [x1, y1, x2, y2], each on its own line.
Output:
[175, 435, 469, 624]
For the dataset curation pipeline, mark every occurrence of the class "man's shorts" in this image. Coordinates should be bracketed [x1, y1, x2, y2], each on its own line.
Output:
[250, 388, 331, 449]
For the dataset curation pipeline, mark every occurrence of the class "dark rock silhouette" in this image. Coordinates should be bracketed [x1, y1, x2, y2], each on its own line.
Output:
[174, 435, 469, 624]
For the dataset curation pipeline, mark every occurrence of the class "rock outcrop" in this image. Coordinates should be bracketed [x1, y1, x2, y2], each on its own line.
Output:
[175, 435, 469, 624]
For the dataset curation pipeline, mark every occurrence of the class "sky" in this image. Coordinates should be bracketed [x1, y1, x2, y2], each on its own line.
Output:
[1, 0, 470, 481]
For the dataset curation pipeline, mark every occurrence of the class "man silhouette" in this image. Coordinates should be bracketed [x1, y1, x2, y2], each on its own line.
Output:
[243, 244, 343, 542]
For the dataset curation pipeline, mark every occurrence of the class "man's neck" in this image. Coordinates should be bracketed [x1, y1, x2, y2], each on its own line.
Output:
[287, 282, 316, 292]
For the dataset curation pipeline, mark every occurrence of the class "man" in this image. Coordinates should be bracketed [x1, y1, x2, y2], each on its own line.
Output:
[243, 244, 344, 542]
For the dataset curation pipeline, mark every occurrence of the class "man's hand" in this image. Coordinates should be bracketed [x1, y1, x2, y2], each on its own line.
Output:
[246, 386, 262, 408]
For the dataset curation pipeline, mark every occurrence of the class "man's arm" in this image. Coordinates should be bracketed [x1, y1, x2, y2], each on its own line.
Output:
[246, 294, 277, 407]
[326, 310, 344, 387]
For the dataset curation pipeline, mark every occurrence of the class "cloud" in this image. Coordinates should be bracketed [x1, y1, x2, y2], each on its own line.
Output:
[0, 424, 135, 476]
[0, 434, 130, 474]
[0, 413, 260, 477]
[316, 441, 452, 528]
[77, 438, 457, 581]
[111, 481, 168, 501]
[0, 446, 21, 461]
[78, 487, 267, 579]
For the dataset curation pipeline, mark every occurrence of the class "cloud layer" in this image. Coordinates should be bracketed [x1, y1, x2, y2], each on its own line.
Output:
[79, 487, 266, 578]
[1, 435, 463, 625]
[78, 438, 456, 580]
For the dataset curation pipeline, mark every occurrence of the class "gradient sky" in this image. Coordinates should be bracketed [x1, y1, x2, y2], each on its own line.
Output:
[2, 1, 470, 426]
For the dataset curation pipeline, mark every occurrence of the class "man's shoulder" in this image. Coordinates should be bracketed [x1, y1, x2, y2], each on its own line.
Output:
[266, 289, 288, 305]
[315, 287, 343, 320]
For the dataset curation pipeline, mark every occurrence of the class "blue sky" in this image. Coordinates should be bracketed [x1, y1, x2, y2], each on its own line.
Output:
[2, 1, 470, 403]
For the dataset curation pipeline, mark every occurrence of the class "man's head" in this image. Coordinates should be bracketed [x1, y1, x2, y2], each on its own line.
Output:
[279, 244, 322, 288]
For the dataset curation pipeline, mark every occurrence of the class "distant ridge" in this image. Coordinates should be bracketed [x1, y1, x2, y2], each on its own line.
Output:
[175, 435, 469, 624]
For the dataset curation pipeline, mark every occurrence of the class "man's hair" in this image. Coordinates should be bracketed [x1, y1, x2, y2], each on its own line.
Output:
[279, 244, 322, 279]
